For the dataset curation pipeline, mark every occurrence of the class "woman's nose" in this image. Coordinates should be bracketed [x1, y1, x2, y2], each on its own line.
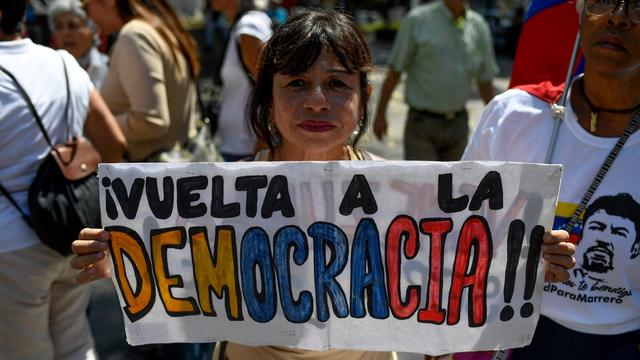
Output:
[608, 0, 633, 28]
[303, 86, 331, 112]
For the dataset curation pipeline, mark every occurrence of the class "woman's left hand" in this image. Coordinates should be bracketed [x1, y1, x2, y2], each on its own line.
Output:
[542, 230, 576, 283]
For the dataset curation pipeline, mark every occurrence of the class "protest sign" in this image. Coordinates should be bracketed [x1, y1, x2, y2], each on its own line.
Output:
[99, 161, 562, 355]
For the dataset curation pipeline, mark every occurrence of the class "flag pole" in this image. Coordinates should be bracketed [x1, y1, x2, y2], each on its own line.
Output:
[544, 31, 582, 163]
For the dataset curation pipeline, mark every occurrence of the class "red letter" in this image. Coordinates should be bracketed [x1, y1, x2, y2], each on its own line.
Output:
[447, 216, 492, 327]
[417, 218, 453, 324]
[386, 215, 420, 319]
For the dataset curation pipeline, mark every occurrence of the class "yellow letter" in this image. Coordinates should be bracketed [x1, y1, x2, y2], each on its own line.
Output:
[190, 226, 243, 320]
[106, 226, 155, 322]
[151, 227, 200, 316]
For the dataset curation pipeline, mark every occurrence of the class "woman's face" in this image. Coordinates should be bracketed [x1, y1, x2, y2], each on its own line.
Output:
[271, 49, 364, 159]
[52, 12, 94, 59]
[83, 0, 123, 34]
[579, 2, 640, 77]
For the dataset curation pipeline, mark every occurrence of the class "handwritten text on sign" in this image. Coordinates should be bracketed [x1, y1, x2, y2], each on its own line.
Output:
[99, 161, 562, 355]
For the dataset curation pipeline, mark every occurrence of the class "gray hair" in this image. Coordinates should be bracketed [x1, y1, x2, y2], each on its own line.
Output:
[47, 0, 95, 32]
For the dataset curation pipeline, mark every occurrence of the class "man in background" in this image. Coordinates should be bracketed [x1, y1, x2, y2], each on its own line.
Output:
[373, 0, 497, 161]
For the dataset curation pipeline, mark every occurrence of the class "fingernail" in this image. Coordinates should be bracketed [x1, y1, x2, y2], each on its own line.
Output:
[99, 242, 108, 250]
[543, 253, 550, 260]
[87, 267, 96, 274]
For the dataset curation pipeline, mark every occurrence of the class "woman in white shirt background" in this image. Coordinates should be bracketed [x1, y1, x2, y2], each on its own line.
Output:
[211, 0, 272, 161]
[47, 0, 109, 89]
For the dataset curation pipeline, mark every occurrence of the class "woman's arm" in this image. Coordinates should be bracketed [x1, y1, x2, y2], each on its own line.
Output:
[84, 89, 127, 162]
[238, 34, 264, 79]
[107, 24, 172, 141]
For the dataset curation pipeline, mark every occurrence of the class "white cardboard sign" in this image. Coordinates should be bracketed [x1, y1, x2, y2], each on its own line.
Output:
[98, 161, 562, 355]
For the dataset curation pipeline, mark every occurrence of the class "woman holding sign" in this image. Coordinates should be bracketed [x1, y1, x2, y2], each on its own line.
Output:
[70, 9, 576, 359]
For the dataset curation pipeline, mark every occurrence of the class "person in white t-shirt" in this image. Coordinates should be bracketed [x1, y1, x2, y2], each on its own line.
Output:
[462, 0, 640, 358]
[0, 1, 126, 359]
[212, 0, 272, 161]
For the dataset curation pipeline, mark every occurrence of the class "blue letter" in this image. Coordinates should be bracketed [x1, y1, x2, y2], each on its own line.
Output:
[241, 227, 277, 322]
[274, 226, 313, 323]
[309, 222, 349, 321]
[350, 218, 389, 318]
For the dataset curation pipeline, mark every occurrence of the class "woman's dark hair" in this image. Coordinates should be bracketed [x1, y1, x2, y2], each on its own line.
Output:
[0, 0, 28, 35]
[115, 0, 200, 76]
[249, 9, 373, 156]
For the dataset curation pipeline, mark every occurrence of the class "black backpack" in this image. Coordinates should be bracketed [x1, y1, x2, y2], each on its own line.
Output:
[0, 57, 101, 256]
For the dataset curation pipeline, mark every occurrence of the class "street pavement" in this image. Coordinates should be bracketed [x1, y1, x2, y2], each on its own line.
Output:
[87, 41, 513, 360]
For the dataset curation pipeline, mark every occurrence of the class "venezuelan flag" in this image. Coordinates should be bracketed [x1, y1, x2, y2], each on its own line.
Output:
[553, 201, 584, 245]
[509, 0, 583, 88]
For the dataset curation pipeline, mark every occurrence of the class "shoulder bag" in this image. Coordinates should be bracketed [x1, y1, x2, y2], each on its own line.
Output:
[0, 57, 101, 256]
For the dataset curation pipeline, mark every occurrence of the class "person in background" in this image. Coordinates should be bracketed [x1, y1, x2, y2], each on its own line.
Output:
[211, 0, 272, 162]
[48, 0, 109, 89]
[83, 0, 199, 163]
[373, 0, 497, 161]
[0, 1, 126, 359]
[70, 9, 575, 360]
[81, 0, 214, 358]
[462, 0, 640, 358]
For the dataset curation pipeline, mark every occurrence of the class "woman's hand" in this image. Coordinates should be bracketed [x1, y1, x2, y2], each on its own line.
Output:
[70, 228, 111, 284]
[542, 230, 576, 283]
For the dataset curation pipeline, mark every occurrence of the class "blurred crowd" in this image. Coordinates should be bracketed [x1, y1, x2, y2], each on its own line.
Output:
[1, 0, 638, 359]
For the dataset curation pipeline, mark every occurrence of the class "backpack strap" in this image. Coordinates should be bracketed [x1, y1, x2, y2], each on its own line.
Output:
[0, 64, 54, 148]
[0, 55, 70, 223]
[0, 182, 32, 226]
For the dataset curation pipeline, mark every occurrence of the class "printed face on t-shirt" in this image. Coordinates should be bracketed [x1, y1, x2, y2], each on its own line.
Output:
[579, 210, 637, 277]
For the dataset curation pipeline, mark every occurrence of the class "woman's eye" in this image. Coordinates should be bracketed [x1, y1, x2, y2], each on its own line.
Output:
[286, 79, 305, 88]
[329, 79, 349, 88]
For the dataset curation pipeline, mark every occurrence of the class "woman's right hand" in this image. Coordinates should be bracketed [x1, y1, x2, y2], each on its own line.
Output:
[70, 228, 111, 284]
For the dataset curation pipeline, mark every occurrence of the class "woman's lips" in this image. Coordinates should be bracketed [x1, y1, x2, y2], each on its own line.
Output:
[597, 35, 627, 52]
[299, 120, 336, 132]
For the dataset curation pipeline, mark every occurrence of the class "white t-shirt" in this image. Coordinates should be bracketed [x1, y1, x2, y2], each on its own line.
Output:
[463, 87, 640, 335]
[218, 11, 272, 156]
[0, 39, 93, 253]
[82, 47, 109, 90]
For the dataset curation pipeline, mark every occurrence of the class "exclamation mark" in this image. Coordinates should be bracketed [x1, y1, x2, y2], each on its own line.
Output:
[102, 177, 118, 220]
[500, 220, 524, 321]
[521, 225, 544, 318]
